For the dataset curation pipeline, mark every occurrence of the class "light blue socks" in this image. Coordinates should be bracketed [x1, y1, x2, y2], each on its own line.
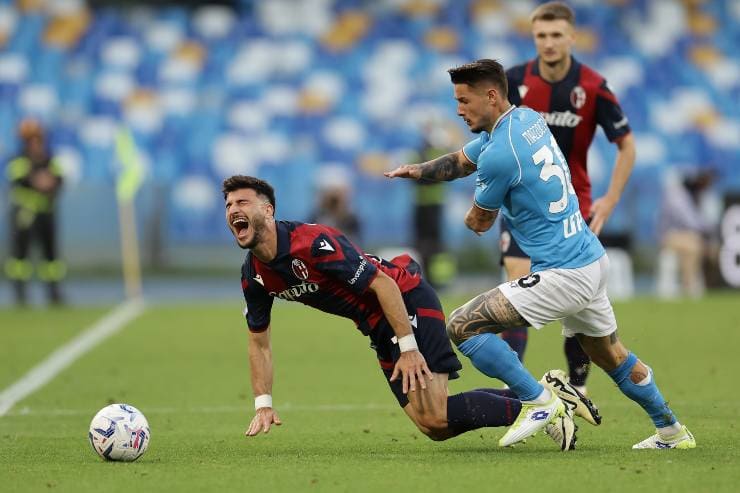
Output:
[607, 352, 677, 427]
[458, 333, 543, 401]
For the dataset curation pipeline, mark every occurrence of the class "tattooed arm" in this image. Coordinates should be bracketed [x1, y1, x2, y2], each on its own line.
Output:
[464, 204, 498, 236]
[384, 150, 476, 182]
[446, 288, 529, 346]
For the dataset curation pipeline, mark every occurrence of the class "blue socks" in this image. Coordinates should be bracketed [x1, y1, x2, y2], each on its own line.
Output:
[458, 333, 544, 401]
[607, 352, 677, 428]
[446, 391, 522, 435]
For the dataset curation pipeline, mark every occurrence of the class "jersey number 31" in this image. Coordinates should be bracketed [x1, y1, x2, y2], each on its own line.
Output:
[532, 135, 576, 214]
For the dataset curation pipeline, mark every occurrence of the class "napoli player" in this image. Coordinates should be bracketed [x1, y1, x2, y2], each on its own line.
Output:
[385, 60, 694, 449]
[224, 175, 578, 450]
[499, 1, 636, 398]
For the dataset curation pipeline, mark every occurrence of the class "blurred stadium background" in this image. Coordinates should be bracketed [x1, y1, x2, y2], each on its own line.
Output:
[1, 0, 739, 305]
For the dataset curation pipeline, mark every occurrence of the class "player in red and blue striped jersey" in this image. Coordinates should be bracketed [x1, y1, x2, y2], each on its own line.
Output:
[499, 2, 636, 396]
[224, 175, 576, 449]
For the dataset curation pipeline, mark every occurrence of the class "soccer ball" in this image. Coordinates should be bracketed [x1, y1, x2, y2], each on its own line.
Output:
[88, 403, 150, 461]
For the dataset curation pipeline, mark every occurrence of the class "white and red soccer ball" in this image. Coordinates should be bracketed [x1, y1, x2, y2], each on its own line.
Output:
[88, 403, 150, 461]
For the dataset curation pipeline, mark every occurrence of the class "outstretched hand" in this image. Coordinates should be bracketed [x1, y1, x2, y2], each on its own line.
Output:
[384, 164, 422, 180]
[245, 407, 282, 436]
[389, 350, 434, 394]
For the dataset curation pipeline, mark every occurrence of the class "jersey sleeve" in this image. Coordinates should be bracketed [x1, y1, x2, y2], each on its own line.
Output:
[473, 144, 520, 211]
[310, 228, 378, 294]
[241, 263, 274, 332]
[595, 79, 631, 142]
[462, 135, 485, 165]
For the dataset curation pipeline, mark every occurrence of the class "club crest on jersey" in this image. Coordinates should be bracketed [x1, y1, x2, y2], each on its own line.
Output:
[291, 258, 309, 280]
[570, 85, 586, 109]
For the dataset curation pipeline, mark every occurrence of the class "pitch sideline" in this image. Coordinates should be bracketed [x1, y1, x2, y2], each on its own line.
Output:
[0, 299, 146, 417]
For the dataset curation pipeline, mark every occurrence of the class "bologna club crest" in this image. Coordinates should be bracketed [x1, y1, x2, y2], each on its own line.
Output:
[570, 85, 586, 109]
[291, 258, 309, 280]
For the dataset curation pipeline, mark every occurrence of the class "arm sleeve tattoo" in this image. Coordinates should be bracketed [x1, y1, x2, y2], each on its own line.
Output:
[419, 152, 476, 182]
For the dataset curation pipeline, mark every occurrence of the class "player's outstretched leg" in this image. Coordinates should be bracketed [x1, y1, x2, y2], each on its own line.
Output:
[578, 333, 696, 449]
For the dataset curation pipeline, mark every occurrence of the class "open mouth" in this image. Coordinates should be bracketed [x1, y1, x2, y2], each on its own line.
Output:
[231, 217, 250, 239]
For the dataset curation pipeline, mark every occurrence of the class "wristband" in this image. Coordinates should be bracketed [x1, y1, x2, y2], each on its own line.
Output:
[254, 394, 272, 410]
[398, 334, 418, 352]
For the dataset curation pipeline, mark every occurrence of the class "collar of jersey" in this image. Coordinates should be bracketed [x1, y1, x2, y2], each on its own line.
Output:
[531, 55, 580, 83]
[492, 105, 516, 133]
[263, 220, 290, 265]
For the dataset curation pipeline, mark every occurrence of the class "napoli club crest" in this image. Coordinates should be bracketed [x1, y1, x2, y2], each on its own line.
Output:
[570, 85, 586, 109]
[291, 258, 309, 280]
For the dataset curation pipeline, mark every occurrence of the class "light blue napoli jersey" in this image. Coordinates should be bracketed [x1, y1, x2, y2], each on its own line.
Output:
[462, 106, 604, 272]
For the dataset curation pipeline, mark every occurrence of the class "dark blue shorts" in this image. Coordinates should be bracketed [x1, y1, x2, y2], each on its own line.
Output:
[369, 279, 462, 407]
[499, 217, 528, 264]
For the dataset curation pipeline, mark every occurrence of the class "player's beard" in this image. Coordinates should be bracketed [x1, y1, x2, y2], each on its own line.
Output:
[239, 214, 267, 250]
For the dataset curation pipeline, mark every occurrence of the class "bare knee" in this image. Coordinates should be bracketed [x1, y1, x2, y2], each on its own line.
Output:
[415, 415, 452, 441]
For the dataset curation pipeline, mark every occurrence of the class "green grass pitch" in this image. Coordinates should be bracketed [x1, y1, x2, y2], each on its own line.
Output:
[1, 294, 739, 492]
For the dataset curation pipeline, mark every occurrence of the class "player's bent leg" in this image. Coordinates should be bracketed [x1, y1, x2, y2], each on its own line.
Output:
[403, 373, 453, 441]
[446, 289, 544, 402]
[577, 332, 695, 449]
[446, 288, 572, 447]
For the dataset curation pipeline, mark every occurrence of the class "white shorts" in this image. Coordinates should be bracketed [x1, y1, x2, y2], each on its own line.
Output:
[498, 254, 617, 338]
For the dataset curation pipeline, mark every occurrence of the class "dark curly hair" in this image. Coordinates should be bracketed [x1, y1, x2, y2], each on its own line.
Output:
[222, 175, 276, 209]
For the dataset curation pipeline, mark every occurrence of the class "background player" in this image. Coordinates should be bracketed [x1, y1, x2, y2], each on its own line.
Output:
[224, 175, 578, 450]
[385, 59, 694, 450]
[499, 2, 636, 396]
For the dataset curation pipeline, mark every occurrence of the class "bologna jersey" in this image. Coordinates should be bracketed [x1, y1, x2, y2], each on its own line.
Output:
[506, 57, 631, 218]
[241, 221, 421, 335]
[463, 106, 604, 272]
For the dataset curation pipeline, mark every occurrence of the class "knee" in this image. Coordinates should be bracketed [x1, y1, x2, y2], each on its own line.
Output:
[415, 415, 451, 441]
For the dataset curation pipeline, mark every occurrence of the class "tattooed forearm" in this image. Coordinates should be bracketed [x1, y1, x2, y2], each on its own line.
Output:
[446, 288, 529, 346]
[419, 152, 474, 181]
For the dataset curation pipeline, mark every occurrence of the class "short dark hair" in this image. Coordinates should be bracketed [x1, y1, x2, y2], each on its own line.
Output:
[447, 59, 508, 98]
[222, 175, 276, 209]
[530, 1, 575, 25]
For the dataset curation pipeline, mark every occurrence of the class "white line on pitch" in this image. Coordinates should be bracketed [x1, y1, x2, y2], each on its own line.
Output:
[5, 402, 398, 417]
[0, 299, 146, 417]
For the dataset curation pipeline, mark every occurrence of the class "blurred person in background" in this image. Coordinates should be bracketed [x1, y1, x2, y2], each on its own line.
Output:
[500, 1, 636, 395]
[658, 168, 718, 298]
[4, 119, 65, 306]
[411, 125, 457, 290]
[309, 165, 361, 244]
